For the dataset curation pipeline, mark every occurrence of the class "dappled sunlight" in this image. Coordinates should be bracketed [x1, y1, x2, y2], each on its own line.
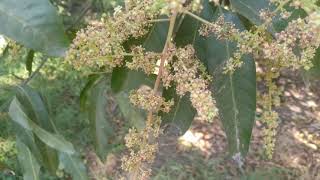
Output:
[0, 35, 6, 52]
[175, 120, 227, 158]
[292, 127, 318, 150]
[178, 130, 209, 153]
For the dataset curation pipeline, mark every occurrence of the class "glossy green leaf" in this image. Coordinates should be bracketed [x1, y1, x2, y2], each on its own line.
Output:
[88, 77, 115, 159]
[143, 20, 169, 52]
[229, 0, 283, 33]
[229, 0, 307, 33]
[59, 152, 88, 180]
[9, 98, 75, 154]
[16, 138, 40, 180]
[229, 0, 271, 26]
[162, 87, 196, 135]
[194, 9, 256, 157]
[175, 0, 215, 47]
[0, 0, 69, 57]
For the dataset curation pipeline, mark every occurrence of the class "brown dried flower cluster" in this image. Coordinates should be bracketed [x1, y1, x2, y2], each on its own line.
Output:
[129, 85, 173, 113]
[126, 46, 161, 75]
[163, 45, 218, 121]
[199, 16, 239, 40]
[121, 116, 162, 180]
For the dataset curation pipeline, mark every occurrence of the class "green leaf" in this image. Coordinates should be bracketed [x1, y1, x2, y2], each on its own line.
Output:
[229, 0, 270, 25]
[13, 125, 44, 165]
[15, 85, 55, 132]
[304, 47, 320, 79]
[8, 98, 32, 130]
[229, 0, 281, 33]
[111, 69, 156, 129]
[229, 0, 307, 32]
[194, 9, 256, 157]
[9, 98, 75, 154]
[80, 74, 102, 111]
[15, 85, 60, 173]
[58, 152, 88, 180]
[162, 87, 196, 135]
[0, 0, 69, 57]
[143, 20, 169, 52]
[175, 0, 215, 47]
[26, 50, 34, 76]
[16, 138, 40, 180]
[111, 67, 128, 94]
[88, 77, 115, 159]
[31, 121, 75, 154]
[115, 92, 146, 130]
[273, 6, 307, 32]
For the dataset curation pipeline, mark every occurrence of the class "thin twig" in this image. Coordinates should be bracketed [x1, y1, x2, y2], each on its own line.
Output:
[66, 0, 95, 30]
[184, 10, 212, 25]
[22, 57, 48, 85]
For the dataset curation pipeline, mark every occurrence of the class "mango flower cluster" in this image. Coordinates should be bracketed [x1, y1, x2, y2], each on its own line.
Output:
[126, 46, 161, 75]
[129, 85, 173, 113]
[121, 116, 162, 180]
[67, 0, 206, 73]
[199, 11, 320, 73]
[198, 1, 320, 158]
[160, 0, 203, 14]
[162, 45, 218, 122]
[66, 0, 159, 71]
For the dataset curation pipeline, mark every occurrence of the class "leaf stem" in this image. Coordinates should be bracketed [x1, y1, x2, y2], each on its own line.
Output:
[148, 18, 170, 23]
[184, 10, 212, 25]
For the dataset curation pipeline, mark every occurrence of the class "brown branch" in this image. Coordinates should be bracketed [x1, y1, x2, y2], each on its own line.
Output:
[153, 13, 178, 92]
[128, 12, 178, 180]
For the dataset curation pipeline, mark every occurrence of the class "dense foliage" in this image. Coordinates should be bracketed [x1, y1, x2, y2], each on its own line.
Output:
[0, 0, 319, 179]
